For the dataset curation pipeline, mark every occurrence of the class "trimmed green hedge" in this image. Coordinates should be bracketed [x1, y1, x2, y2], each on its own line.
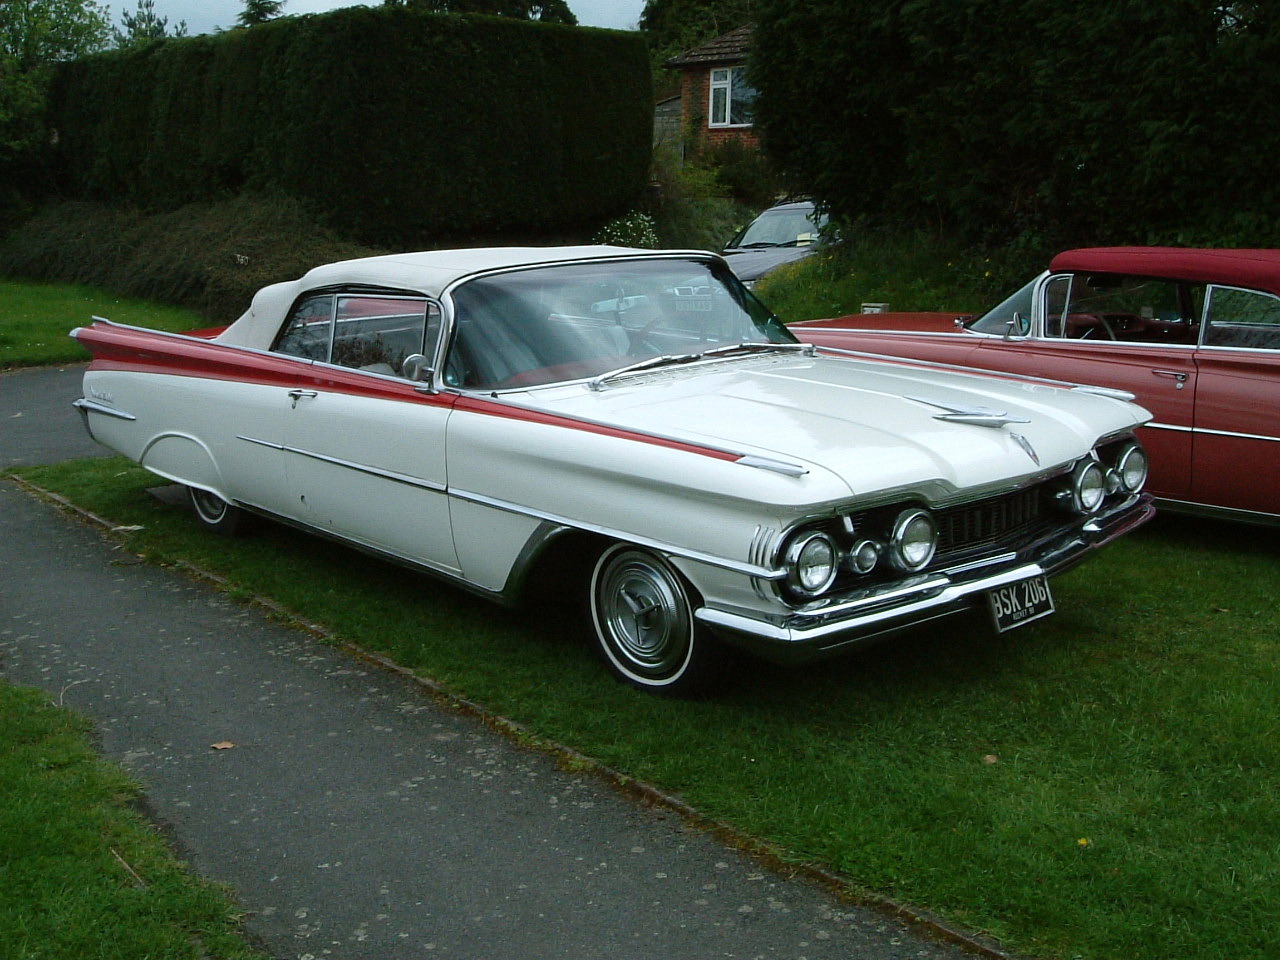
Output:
[752, 0, 1280, 248]
[46, 7, 651, 246]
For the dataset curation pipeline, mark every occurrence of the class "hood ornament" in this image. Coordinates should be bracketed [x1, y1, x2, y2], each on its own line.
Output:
[908, 396, 1031, 429]
[1009, 432, 1041, 465]
[910, 396, 1041, 463]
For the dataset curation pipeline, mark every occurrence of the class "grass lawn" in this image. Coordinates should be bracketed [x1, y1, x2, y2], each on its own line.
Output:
[0, 279, 205, 369]
[0, 681, 262, 959]
[10, 456, 1280, 960]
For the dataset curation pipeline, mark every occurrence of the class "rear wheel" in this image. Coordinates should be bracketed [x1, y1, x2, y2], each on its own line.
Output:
[187, 486, 247, 536]
[589, 544, 725, 694]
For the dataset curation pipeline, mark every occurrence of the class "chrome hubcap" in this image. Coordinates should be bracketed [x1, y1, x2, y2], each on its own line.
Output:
[594, 548, 692, 679]
[191, 488, 228, 523]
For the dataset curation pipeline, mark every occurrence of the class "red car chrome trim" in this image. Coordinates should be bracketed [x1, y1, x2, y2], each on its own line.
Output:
[810, 343, 1075, 389]
[448, 486, 786, 581]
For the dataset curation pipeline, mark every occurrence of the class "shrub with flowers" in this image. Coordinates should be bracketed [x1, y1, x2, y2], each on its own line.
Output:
[592, 211, 660, 249]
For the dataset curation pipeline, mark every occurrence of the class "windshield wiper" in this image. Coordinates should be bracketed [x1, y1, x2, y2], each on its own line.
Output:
[589, 342, 814, 390]
[588, 352, 705, 390]
[701, 341, 815, 359]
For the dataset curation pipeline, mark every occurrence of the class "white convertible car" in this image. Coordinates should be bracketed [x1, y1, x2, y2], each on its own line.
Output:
[74, 247, 1154, 693]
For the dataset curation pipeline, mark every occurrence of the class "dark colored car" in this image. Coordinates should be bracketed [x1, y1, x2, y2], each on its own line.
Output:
[722, 200, 827, 288]
[793, 247, 1280, 524]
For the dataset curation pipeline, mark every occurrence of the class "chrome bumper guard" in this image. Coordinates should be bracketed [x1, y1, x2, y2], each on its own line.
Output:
[696, 494, 1155, 664]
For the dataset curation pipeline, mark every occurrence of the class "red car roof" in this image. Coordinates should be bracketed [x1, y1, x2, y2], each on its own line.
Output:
[1050, 247, 1280, 297]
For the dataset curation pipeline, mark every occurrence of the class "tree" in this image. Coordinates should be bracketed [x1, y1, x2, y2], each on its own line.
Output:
[237, 0, 286, 27]
[640, 0, 756, 51]
[383, 0, 577, 24]
[114, 0, 187, 47]
[0, 0, 111, 160]
[752, 0, 1280, 247]
[1, 0, 111, 69]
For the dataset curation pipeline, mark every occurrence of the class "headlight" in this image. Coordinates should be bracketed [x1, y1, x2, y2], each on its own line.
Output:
[1115, 443, 1148, 492]
[888, 509, 937, 572]
[849, 539, 881, 575]
[1070, 459, 1107, 513]
[785, 531, 838, 596]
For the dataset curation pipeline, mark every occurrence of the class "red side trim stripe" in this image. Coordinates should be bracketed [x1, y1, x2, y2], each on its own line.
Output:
[75, 322, 742, 462]
[453, 396, 741, 462]
[75, 322, 455, 407]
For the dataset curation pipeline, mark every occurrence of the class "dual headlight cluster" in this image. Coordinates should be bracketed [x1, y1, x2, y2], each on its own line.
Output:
[780, 438, 1148, 601]
[1058, 440, 1148, 515]
[783, 506, 939, 599]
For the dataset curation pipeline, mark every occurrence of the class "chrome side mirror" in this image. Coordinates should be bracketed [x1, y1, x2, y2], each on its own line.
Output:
[1003, 312, 1031, 340]
[401, 354, 435, 390]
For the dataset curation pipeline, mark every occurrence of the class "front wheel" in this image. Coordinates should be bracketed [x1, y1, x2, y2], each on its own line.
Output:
[589, 544, 725, 695]
[187, 485, 247, 536]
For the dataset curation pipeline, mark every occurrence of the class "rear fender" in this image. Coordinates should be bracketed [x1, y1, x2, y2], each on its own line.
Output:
[139, 433, 224, 497]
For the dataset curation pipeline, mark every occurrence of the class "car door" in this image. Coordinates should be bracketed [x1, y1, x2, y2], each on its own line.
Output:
[274, 293, 461, 573]
[1189, 285, 1280, 515]
[970, 272, 1198, 500]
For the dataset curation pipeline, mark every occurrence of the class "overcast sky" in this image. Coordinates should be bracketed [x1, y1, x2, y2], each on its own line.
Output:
[139, 0, 645, 35]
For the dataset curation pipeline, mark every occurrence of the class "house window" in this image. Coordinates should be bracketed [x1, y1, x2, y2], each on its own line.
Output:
[709, 67, 755, 127]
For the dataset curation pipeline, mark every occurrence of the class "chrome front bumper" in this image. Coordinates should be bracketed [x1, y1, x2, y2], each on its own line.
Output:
[696, 494, 1155, 664]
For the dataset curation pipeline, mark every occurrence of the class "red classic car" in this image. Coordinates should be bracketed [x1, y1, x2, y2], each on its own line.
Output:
[794, 248, 1280, 524]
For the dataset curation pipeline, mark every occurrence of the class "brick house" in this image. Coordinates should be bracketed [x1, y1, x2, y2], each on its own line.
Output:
[665, 24, 758, 152]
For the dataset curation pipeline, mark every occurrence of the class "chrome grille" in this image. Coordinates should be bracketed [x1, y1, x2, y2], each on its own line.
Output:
[935, 486, 1048, 559]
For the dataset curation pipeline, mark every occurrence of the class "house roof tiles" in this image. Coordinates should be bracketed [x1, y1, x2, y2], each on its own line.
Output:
[666, 24, 752, 68]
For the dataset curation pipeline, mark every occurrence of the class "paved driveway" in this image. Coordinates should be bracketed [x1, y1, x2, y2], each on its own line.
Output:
[1, 364, 982, 960]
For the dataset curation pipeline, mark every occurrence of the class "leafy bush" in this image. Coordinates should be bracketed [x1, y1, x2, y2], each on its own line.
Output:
[645, 145, 756, 251]
[694, 138, 782, 209]
[0, 195, 384, 320]
[759, 228, 1042, 323]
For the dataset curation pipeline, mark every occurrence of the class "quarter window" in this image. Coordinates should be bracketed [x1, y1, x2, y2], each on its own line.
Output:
[274, 295, 334, 360]
[709, 67, 756, 127]
[967, 277, 1037, 335]
[1204, 286, 1280, 350]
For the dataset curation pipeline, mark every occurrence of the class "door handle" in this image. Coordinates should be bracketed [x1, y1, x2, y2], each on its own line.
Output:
[288, 389, 318, 408]
[1152, 370, 1188, 389]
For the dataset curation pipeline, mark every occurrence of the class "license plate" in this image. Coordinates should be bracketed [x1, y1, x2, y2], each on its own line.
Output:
[988, 575, 1055, 632]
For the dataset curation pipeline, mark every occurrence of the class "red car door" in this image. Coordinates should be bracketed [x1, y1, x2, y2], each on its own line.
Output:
[969, 337, 1197, 500]
[1190, 286, 1280, 515]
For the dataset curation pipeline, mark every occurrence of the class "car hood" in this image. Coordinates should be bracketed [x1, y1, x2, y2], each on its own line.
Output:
[516, 353, 1148, 504]
[720, 246, 817, 282]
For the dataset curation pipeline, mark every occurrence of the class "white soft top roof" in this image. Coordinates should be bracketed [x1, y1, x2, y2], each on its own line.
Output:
[217, 245, 711, 349]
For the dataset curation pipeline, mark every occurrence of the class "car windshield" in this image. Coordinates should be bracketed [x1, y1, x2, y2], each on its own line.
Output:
[728, 205, 825, 249]
[965, 276, 1039, 335]
[443, 257, 797, 390]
